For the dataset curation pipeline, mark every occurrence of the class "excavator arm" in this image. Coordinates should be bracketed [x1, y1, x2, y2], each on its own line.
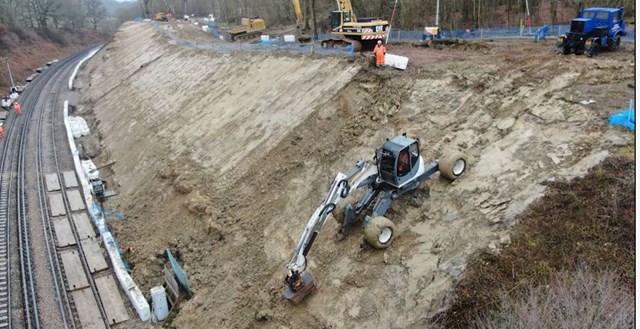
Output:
[291, 0, 311, 42]
[284, 160, 378, 302]
[292, 0, 304, 31]
[336, 0, 354, 17]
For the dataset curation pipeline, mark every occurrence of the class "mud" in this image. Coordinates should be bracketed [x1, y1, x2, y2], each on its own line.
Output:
[78, 22, 635, 328]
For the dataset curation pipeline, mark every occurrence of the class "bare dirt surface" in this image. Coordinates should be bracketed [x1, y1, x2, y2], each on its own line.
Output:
[77, 22, 635, 328]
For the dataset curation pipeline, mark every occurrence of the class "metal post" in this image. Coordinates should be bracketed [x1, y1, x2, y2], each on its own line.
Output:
[435, 0, 440, 27]
[5, 57, 15, 89]
[525, 0, 532, 35]
[386, 0, 399, 45]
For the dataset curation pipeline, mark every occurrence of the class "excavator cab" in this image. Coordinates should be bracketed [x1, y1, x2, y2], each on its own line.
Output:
[330, 10, 352, 29]
[377, 136, 421, 187]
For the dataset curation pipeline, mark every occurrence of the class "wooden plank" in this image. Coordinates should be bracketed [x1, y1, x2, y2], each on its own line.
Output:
[81, 238, 108, 273]
[63, 171, 79, 188]
[95, 275, 129, 325]
[71, 213, 96, 240]
[52, 217, 76, 247]
[48, 193, 66, 217]
[164, 267, 180, 306]
[66, 189, 85, 211]
[45, 174, 61, 192]
[71, 288, 105, 329]
[59, 250, 89, 291]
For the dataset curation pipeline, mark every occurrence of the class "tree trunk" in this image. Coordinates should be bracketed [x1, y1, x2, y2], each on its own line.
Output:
[311, 0, 317, 36]
[303, 0, 310, 31]
[507, 0, 511, 27]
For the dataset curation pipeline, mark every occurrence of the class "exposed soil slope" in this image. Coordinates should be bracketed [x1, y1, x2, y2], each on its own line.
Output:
[78, 22, 635, 329]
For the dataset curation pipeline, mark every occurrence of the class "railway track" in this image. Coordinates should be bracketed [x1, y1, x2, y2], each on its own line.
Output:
[0, 48, 100, 329]
[32, 51, 91, 329]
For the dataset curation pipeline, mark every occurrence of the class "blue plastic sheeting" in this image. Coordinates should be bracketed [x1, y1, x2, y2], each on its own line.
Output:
[609, 100, 635, 132]
[534, 25, 549, 42]
[167, 248, 192, 296]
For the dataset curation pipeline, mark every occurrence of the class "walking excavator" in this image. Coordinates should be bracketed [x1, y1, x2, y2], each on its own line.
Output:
[291, 0, 390, 51]
[284, 134, 468, 303]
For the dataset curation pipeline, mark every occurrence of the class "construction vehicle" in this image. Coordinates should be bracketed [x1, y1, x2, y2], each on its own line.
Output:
[284, 134, 468, 303]
[155, 12, 169, 21]
[319, 0, 390, 51]
[224, 17, 266, 42]
[557, 7, 626, 57]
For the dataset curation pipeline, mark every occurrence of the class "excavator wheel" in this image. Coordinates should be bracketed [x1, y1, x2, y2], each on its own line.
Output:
[364, 216, 396, 249]
[438, 153, 468, 180]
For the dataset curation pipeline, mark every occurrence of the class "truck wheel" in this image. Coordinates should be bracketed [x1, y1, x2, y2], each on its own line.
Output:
[364, 216, 395, 249]
[562, 45, 571, 55]
[586, 44, 599, 58]
[438, 153, 468, 180]
[611, 36, 621, 51]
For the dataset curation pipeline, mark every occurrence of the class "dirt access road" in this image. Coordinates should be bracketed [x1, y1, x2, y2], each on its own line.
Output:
[76, 22, 635, 328]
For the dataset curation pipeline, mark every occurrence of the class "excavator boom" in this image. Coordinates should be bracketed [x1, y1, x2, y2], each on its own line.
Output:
[284, 161, 378, 302]
[292, 0, 304, 30]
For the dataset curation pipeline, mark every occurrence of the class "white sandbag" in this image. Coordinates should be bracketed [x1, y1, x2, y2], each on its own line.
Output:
[260, 35, 270, 42]
[384, 53, 409, 70]
[81, 159, 100, 180]
[284, 35, 296, 43]
[69, 116, 90, 138]
[201, 25, 208, 32]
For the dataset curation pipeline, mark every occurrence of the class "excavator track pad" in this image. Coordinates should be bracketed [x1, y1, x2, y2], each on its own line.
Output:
[283, 272, 316, 303]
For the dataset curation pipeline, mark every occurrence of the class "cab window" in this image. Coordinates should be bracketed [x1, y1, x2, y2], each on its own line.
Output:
[409, 143, 419, 168]
[595, 11, 609, 19]
[397, 149, 410, 177]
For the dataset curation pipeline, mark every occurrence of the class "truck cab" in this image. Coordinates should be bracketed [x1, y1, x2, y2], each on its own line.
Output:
[558, 7, 626, 57]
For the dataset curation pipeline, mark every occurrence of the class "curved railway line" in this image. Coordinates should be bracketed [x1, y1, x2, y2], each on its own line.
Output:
[0, 48, 114, 329]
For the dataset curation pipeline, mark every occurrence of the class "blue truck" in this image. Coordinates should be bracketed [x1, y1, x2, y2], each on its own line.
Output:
[557, 7, 626, 57]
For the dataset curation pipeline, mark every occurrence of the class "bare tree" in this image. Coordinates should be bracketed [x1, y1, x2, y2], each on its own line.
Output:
[84, 0, 105, 30]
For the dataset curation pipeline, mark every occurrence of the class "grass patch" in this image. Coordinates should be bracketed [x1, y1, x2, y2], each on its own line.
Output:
[433, 156, 635, 328]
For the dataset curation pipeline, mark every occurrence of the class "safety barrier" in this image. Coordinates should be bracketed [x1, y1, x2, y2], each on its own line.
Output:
[385, 24, 635, 43]
[152, 21, 354, 58]
[152, 20, 633, 59]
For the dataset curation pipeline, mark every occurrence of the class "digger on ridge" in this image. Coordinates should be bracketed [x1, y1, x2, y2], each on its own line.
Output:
[284, 134, 468, 303]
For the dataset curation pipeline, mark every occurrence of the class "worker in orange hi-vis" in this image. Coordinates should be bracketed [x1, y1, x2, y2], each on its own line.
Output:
[14, 102, 21, 114]
[0, 125, 4, 138]
[373, 40, 386, 67]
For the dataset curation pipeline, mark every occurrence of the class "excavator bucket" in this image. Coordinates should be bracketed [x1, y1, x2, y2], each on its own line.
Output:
[283, 272, 316, 303]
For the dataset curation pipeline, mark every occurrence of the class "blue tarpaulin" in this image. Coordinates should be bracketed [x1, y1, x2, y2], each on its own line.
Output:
[534, 25, 549, 42]
[609, 100, 635, 132]
[167, 248, 192, 296]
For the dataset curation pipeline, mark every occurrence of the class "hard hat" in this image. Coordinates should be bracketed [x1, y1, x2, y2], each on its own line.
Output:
[377, 40, 382, 44]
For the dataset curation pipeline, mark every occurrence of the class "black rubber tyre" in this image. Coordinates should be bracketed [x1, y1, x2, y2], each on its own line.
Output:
[438, 153, 468, 180]
[364, 216, 396, 249]
[586, 44, 599, 58]
[611, 35, 621, 51]
[562, 45, 571, 55]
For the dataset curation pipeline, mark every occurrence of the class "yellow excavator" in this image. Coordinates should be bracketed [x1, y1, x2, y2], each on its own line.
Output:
[292, 0, 390, 51]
